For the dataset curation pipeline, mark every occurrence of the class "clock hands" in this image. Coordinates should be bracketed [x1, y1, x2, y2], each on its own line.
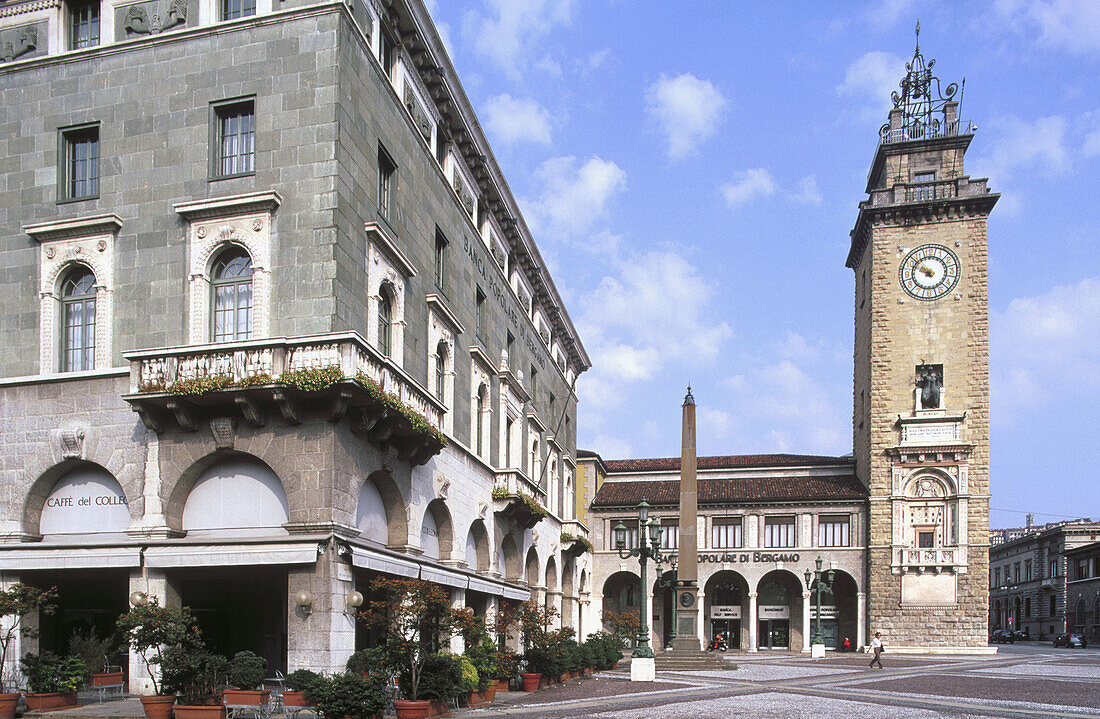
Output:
[916, 263, 936, 277]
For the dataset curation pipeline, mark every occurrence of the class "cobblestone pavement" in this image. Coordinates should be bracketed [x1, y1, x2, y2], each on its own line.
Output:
[469, 646, 1100, 718]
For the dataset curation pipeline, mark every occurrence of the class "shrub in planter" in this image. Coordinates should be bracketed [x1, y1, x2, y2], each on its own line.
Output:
[224, 651, 269, 706]
[283, 669, 324, 708]
[117, 598, 203, 697]
[68, 628, 116, 680]
[344, 647, 389, 677]
[462, 639, 496, 692]
[405, 654, 461, 705]
[457, 658, 478, 694]
[492, 649, 519, 687]
[310, 672, 390, 719]
[20, 652, 84, 710]
[161, 645, 228, 708]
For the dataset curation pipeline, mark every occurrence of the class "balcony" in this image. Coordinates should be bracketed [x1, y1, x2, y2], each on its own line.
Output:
[492, 470, 546, 529]
[896, 547, 963, 574]
[560, 520, 593, 557]
[122, 333, 446, 466]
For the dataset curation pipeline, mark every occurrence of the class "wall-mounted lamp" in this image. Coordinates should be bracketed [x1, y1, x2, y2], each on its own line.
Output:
[346, 591, 364, 610]
[129, 591, 148, 607]
[294, 590, 313, 616]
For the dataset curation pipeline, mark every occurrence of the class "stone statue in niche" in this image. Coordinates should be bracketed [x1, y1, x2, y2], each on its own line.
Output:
[123, 0, 188, 36]
[916, 364, 942, 409]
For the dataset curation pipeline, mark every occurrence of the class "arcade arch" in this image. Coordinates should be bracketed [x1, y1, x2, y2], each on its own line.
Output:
[703, 570, 750, 650]
[465, 519, 490, 572]
[420, 499, 454, 561]
[355, 471, 407, 546]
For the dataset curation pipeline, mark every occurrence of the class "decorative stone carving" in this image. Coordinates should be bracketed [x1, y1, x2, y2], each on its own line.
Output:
[209, 417, 235, 449]
[403, 87, 432, 142]
[122, 0, 187, 35]
[916, 364, 943, 409]
[1, 25, 38, 63]
[59, 428, 85, 459]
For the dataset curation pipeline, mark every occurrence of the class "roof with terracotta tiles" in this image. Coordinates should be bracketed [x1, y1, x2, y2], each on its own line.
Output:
[591, 472, 867, 508]
[602, 453, 853, 473]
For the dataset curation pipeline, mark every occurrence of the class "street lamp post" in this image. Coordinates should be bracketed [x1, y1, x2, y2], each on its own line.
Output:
[803, 556, 836, 658]
[613, 499, 671, 681]
[654, 556, 679, 649]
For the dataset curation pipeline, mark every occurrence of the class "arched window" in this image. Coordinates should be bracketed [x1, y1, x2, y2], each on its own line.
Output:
[60, 266, 97, 372]
[475, 384, 487, 457]
[211, 248, 253, 342]
[377, 290, 393, 356]
[434, 341, 447, 401]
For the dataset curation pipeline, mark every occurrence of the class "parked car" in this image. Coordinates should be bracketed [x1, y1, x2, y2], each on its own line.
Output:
[991, 629, 1015, 644]
[1011, 629, 1027, 642]
[1053, 632, 1088, 648]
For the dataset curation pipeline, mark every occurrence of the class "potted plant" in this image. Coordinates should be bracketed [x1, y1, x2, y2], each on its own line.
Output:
[223, 651, 269, 707]
[161, 645, 227, 719]
[117, 598, 203, 719]
[357, 576, 457, 719]
[461, 639, 498, 706]
[408, 654, 461, 717]
[69, 628, 120, 688]
[283, 669, 323, 709]
[0, 584, 57, 719]
[491, 649, 518, 693]
[20, 652, 84, 711]
[310, 672, 390, 719]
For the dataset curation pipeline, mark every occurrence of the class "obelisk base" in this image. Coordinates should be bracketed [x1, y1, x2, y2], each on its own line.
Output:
[630, 657, 655, 681]
[672, 607, 700, 651]
[811, 643, 825, 658]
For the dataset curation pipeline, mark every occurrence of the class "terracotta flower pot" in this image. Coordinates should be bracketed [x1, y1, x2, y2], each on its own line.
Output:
[281, 691, 312, 708]
[141, 695, 176, 719]
[0, 693, 19, 719]
[492, 679, 510, 693]
[558, 672, 570, 683]
[520, 673, 541, 692]
[173, 705, 226, 719]
[393, 699, 432, 719]
[465, 687, 497, 707]
[222, 689, 270, 706]
[24, 692, 80, 712]
[91, 671, 124, 688]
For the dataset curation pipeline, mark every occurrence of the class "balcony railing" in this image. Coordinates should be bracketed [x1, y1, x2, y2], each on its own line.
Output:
[879, 118, 974, 145]
[896, 547, 963, 572]
[560, 519, 589, 539]
[126, 332, 443, 429]
[494, 469, 545, 501]
[905, 181, 958, 203]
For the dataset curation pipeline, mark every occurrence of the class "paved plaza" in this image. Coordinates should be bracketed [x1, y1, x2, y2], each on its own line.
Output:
[473, 644, 1100, 718]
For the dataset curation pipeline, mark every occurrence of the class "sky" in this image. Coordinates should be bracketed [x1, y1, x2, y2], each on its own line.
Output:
[421, 0, 1100, 530]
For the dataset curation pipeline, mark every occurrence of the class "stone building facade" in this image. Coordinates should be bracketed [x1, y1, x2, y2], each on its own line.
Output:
[584, 454, 868, 653]
[990, 521, 1100, 640]
[1065, 541, 1100, 643]
[847, 42, 997, 652]
[0, 0, 590, 692]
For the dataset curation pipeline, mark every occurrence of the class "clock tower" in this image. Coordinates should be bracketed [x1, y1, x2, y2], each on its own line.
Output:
[848, 34, 999, 651]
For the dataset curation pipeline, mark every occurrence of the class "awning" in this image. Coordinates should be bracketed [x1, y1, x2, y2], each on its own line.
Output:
[348, 547, 419, 578]
[0, 546, 141, 570]
[467, 576, 501, 595]
[144, 543, 318, 568]
[419, 564, 467, 590]
[501, 585, 531, 602]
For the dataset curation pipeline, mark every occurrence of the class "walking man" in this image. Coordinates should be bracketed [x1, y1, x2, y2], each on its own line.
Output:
[869, 631, 884, 669]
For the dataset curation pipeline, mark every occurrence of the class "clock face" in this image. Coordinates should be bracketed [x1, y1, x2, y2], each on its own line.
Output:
[899, 244, 960, 301]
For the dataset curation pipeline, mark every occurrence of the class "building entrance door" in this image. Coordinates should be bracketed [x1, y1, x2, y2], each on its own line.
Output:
[758, 619, 789, 649]
[711, 619, 739, 648]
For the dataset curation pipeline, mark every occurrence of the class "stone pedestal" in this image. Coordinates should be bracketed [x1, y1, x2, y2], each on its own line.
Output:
[630, 656, 655, 682]
[811, 643, 825, 658]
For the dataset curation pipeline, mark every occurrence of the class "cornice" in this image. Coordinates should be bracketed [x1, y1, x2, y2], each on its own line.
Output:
[24, 213, 123, 242]
[173, 191, 281, 221]
[0, 0, 59, 19]
[426, 293, 465, 335]
[365, 220, 417, 277]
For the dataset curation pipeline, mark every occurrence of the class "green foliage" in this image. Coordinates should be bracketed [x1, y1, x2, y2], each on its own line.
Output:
[161, 646, 227, 705]
[492, 649, 519, 682]
[583, 633, 623, 670]
[226, 650, 266, 690]
[458, 658, 479, 692]
[116, 598, 202, 695]
[283, 669, 324, 703]
[168, 374, 234, 395]
[354, 373, 448, 446]
[344, 647, 390, 677]
[403, 654, 461, 704]
[234, 373, 274, 387]
[20, 652, 85, 693]
[462, 639, 496, 690]
[0, 584, 57, 692]
[490, 486, 508, 500]
[279, 366, 345, 392]
[560, 533, 594, 555]
[310, 672, 390, 719]
[513, 492, 547, 519]
[68, 628, 115, 675]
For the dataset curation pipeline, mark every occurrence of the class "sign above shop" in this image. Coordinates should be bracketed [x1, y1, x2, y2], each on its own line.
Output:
[759, 605, 790, 619]
[710, 605, 741, 619]
[698, 552, 800, 564]
[810, 606, 839, 620]
[39, 469, 130, 535]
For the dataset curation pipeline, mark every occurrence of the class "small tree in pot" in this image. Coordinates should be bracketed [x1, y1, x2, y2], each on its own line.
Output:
[223, 651, 269, 706]
[69, 629, 120, 687]
[19, 652, 84, 711]
[357, 576, 456, 719]
[310, 672, 391, 719]
[116, 597, 203, 719]
[0, 584, 57, 719]
[283, 669, 323, 709]
[161, 645, 228, 719]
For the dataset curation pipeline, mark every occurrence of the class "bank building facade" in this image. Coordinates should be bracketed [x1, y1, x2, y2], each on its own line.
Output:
[586, 37, 997, 654]
[0, 0, 593, 691]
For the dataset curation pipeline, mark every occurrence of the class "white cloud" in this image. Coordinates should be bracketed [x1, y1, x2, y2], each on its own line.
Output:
[645, 72, 727, 160]
[992, 277, 1100, 418]
[790, 175, 823, 205]
[483, 94, 552, 146]
[589, 434, 634, 460]
[721, 168, 775, 206]
[973, 115, 1069, 183]
[462, 0, 574, 78]
[836, 51, 907, 117]
[995, 0, 1100, 54]
[1083, 128, 1100, 157]
[864, 0, 918, 29]
[526, 155, 626, 236]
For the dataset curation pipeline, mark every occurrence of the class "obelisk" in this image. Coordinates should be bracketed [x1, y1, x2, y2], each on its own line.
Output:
[673, 386, 701, 650]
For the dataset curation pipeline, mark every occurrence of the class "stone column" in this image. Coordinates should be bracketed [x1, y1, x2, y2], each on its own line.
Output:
[857, 592, 866, 652]
[673, 388, 700, 650]
[802, 591, 812, 653]
[287, 546, 355, 676]
[450, 589, 466, 654]
[748, 592, 758, 652]
[127, 569, 181, 695]
[696, 589, 707, 649]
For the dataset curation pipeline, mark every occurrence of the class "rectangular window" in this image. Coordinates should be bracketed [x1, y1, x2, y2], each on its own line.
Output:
[435, 133, 448, 167]
[994, 568, 1000, 588]
[69, 0, 100, 49]
[913, 171, 936, 183]
[60, 124, 99, 201]
[712, 517, 742, 549]
[212, 99, 255, 178]
[504, 417, 513, 466]
[506, 332, 514, 361]
[1050, 559, 1057, 578]
[818, 515, 851, 547]
[434, 230, 448, 289]
[764, 516, 795, 548]
[529, 365, 537, 399]
[475, 287, 485, 338]
[378, 31, 395, 78]
[917, 530, 935, 549]
[1025, 560, 1032, 582]
[660, 521, 678, 550]
[377, 145, 396, 219]
[222, 0, 256, 20]
[1014, 563, 1021, 582]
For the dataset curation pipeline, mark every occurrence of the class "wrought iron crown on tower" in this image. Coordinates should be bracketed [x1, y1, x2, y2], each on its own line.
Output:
[880, 21, 969, 144]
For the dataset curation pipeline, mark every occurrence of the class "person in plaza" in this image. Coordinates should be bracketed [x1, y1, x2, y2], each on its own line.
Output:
[869, 632, 884, 668]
